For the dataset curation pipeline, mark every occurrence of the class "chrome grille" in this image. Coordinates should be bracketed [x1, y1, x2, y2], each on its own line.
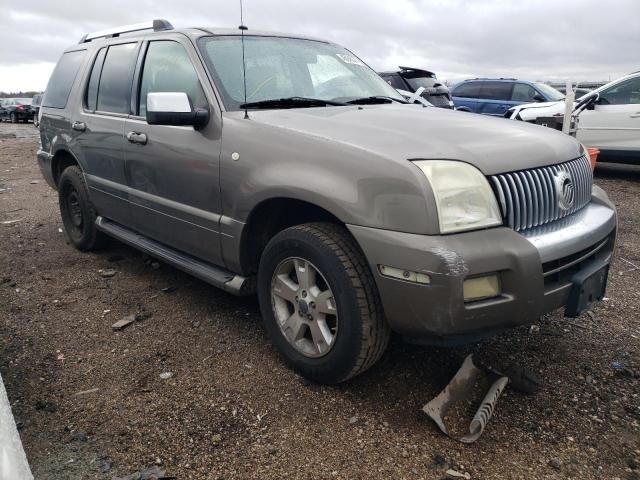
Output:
[490, 155, 592, 232]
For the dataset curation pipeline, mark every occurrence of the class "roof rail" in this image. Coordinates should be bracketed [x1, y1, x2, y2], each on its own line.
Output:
[79, 19, 173, 43]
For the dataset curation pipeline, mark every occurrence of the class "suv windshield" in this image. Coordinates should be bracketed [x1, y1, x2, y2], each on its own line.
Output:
[533, 82, 564, 102]
[198, 36, 404, 110]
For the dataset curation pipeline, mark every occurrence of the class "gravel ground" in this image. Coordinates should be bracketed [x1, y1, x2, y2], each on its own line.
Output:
[1, 122, 639, 480]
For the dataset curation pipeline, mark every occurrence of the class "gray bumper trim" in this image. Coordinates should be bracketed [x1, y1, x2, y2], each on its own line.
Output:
[523, 200, 616, 263]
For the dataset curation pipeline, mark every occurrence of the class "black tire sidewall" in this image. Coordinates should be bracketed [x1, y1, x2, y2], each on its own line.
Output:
[258, 227, 365, 384]
[58, 167, 97, 251]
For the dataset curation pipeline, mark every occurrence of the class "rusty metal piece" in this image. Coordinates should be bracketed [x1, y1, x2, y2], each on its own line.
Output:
[423, 354, 509, 443]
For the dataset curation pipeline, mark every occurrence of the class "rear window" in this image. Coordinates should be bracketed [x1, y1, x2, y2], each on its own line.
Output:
[43, 50, 87, 109]
[478, 81, 513, 101]
[452, 81, 481, 98]
[97, 43, 138, 114]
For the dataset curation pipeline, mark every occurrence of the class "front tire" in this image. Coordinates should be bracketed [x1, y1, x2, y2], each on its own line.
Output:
[58, 166, 106, 251]
[258, 223, 390, 384]
[10, 112, 17, 123]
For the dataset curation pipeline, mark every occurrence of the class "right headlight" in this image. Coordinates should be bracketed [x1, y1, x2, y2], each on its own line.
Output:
[414, 160, 503, 234]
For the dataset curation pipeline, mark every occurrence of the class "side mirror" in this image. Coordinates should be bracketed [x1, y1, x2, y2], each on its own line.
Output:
[585, 93, 600, 111]
[533, 94, 545, 102]
[146, 92, 209, 128]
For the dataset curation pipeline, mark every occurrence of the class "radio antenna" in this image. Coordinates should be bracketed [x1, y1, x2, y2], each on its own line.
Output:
[239, 0, 249, 119]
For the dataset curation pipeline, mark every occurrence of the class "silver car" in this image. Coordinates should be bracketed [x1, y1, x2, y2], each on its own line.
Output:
[37, 20, 616, 384]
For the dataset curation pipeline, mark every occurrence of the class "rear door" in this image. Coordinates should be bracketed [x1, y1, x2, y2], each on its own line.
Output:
[451, 81, 481, 112]
[76, 41, 140, 226]
[476, 81, 514, 116]
[123, 34, 224, 265]
[577, 75, 640, 161]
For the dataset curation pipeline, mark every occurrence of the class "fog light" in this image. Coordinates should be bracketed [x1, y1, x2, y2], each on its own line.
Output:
[463, 274, 501, 302]
[379, 265, 430, 284]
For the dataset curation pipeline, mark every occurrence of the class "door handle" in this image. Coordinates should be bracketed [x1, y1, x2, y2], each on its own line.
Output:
[126, 131, 148, 145]
[71, 121, 86, 132]
[631, 113, 640, 118]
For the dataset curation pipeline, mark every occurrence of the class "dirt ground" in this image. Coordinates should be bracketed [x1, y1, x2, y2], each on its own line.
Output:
[1, 122, 639, 480]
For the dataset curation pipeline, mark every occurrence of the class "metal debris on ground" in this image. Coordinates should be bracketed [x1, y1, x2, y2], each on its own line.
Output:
[112, 314, 137, 331]
[423, 355, 509, 443]
[159, 372, 174, 380]
[99, 269, 117, 278]
[74, 388, 100, 396]
[445, 468, 471, 479]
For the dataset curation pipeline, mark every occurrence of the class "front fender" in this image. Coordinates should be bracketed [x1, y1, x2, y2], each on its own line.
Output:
[219, 115, 437, 234]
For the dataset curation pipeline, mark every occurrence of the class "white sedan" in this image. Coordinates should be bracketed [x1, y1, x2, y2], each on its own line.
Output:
[507, 71, 640, 164]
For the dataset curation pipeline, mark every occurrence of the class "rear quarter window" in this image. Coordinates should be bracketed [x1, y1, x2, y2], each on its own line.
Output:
[43, 50, 87, 109]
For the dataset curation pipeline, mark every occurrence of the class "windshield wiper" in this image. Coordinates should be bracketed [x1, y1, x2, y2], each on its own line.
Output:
[346, 96, 409, 105]
[240, 97, 349, 109]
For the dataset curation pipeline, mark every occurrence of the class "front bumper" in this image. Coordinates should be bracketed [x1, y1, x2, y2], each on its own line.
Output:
[348, 186, 616, 345]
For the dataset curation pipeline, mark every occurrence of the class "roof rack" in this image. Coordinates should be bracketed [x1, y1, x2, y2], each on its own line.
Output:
[79, 19, 173, 43]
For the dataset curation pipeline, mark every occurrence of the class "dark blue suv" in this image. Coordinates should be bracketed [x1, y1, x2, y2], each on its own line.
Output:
[451, 79, 565, 116]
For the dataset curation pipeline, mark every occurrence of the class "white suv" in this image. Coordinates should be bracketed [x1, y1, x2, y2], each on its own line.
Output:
[507, 71, 640, 164]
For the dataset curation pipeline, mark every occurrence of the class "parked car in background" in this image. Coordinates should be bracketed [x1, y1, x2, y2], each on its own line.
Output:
[379, 67, 453, 109]
[555, 86, 592, 98]
[31, 93, 44, 122]
[452, 78, 565, 116]
[0, 98, 35, 123]
[38, 20, 616, 384]
[506, 71, 640, 164]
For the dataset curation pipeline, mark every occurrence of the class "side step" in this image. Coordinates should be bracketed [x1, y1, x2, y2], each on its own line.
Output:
[95, 216, 254, 296]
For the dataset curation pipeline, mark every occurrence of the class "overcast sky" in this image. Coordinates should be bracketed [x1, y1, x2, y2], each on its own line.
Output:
[1, 0, 639, 92]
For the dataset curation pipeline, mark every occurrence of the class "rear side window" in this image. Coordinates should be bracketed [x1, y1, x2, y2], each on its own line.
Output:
[97, 43, 138, 114]
[452, 81, 481, 98]
[86, 48, 107, 111]
[138, 41, 206, 117]
[478, 81, 513, 101]
[43, 50, 86, 109]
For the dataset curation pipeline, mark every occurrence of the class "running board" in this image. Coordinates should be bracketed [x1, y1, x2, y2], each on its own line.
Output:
[95, 216, 254, 296]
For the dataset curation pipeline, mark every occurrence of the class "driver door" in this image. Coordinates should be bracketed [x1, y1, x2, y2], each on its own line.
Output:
[578, 75, 640, 158]
[124, 35, 224, 265]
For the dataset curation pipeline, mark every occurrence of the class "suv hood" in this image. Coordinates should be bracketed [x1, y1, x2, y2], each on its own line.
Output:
[241, 104, 581, 175]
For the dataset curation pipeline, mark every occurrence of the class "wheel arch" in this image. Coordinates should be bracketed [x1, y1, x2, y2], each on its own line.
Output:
[51, 148, 84, 187]
[238, 197, 346, 275]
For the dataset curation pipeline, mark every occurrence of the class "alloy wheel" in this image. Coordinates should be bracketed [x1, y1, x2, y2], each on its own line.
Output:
[270, 257, 338, 358]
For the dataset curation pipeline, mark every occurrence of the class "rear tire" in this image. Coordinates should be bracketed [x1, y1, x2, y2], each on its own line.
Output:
[258, 223, 390, 384]
[58, 166, 107, 251]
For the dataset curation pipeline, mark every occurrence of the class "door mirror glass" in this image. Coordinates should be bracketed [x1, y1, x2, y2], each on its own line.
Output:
[533, 93, 545, 102]
[146, 92, 209, 127]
